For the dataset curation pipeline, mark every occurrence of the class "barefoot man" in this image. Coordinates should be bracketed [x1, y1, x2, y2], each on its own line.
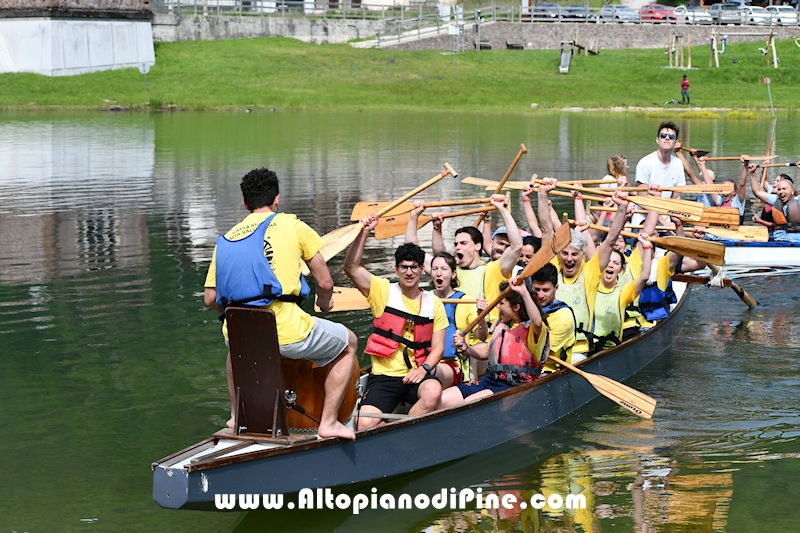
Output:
[204, 168, 358, 440]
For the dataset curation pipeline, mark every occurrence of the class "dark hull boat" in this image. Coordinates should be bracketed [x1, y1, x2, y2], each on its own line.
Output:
[152, 284, 690, 510]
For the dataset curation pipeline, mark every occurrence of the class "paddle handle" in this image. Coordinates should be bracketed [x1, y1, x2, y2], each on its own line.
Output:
[423, 206, 497, 226]
[547, 355, 586, 377]
[426, 198, 493, 208]
[474, 144, 527, 227]
[376, 164, 457, 218]
[708, 264, 758, 308]
[705, 155, 773, 161]
[759, 162, 797, 168]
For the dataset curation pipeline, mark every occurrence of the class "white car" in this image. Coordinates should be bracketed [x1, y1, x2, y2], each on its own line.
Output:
[741, 5, 772, 24]
[674, 5, 713, 23]
[765, 5, 798, 25]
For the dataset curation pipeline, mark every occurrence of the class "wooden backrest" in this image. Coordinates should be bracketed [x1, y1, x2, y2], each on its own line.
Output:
[225, 307, 289, 437]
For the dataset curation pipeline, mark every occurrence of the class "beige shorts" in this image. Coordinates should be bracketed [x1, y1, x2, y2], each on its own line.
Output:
[279, 316, 349, 367]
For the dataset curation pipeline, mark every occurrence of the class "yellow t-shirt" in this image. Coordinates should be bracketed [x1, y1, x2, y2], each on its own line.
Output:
[367, 276, 449, 378]
[544, 306, 575, 363]
[550, 254, 601, 355]
[205, 211, 322, 345]
[457, 260, 511, 325]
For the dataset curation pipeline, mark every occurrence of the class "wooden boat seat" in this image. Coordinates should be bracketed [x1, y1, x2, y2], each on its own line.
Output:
[226, 307, 289, 437]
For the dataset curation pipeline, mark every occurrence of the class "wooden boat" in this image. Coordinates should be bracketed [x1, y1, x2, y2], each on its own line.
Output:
[152, 284, 690, 511]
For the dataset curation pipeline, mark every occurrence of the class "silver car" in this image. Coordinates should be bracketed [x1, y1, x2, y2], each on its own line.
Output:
[599, 5, 639, 21]
[674, 5, 713, 24]
[765, 5, 798, 25]
[708, 3, 743, 24]
[741, 5, 772, 24]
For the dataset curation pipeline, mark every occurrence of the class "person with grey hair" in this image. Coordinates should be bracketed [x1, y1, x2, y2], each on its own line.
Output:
[537, 177, 630, 366]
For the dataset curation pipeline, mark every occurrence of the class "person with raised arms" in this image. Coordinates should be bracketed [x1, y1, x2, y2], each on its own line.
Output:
[537, 178, 629, 367]
[439, 278, 549, 408]
[431, 194, 522, 326]
[344, 213, 448, 429]
[204, 168, 358, 440]
[404, 205, 489, 388]
[750, 169, 800, 242]
[586, 226, 654, 354]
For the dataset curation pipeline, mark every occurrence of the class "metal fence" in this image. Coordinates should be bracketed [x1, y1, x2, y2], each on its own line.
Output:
[148, 0, 799, 43]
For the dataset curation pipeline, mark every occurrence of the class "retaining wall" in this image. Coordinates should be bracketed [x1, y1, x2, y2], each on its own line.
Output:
[152, 13, 385, 43]
[384, 21, 798, 51]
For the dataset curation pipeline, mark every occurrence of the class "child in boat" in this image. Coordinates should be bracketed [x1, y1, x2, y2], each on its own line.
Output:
[429, 251, 488, 388]
[438, 279, 549, 408]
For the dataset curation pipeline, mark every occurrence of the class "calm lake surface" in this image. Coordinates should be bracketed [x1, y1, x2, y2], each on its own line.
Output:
[1, 111, 798, 533]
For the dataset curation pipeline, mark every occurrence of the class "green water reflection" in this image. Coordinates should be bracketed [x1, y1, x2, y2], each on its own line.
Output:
[0, 111, 798, 532]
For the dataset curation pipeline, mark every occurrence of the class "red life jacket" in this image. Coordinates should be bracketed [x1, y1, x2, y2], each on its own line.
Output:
[364, 284, 435, 368]
[487, 321, 548, 384]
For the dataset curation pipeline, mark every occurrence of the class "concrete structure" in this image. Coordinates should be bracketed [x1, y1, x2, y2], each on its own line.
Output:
[0, 0, 155, 75]
[151, 13, 385, 44]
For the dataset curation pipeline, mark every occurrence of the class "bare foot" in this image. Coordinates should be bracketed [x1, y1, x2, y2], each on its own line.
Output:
[318, 421, 356, 441]
[226, 417, 234, 429]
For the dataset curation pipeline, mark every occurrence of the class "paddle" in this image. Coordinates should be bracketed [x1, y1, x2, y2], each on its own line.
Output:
[547, 356, 657, 419]
[461, 176, 619, 191]
[590, 205, 740, 230]
[350, 197, 493, 221]
[621, 221, 766, 242]
[473, 143, 527, 227]
[373, 205, 498, 240]
[578, 221, 726, 266]
[554, 181, 706, 222]
[759, 162, 797, 169]
[304, 163, 458, 275]
[316, 286, 477, 313]
[681, 146, 710, 158]
[673, 273, 731, 286]
[583, 183, 735, 195]
[708, 264, 758, 308]
[704, 155, 775, 161]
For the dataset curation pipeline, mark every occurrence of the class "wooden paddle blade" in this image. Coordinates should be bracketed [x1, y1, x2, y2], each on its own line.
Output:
[649, 235, 726, 266]
[702, 225, 768, 242]
[698, 207, 740, 230]
[316, 287, 369, 313]
[631, 195, 705, 222]
[318, 223, 365, 262]
[548, 356, 656, 418]
[350, 201, 413, 221]
[373, 213, 426, 240]
[583, 373, 657, 419]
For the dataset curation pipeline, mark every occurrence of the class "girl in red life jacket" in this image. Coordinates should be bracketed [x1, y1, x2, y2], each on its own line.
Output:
[430, 252, 488, 388]
[437, 278, 548, 408]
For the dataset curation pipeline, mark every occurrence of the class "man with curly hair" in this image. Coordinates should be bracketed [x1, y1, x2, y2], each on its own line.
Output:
[204, 168, 358, 440]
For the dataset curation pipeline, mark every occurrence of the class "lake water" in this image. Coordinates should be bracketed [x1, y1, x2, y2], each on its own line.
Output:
[1, 111, 798, 533]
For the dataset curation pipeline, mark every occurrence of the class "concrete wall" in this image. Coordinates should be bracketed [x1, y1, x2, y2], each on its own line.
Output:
[0, 18, 155, 75]
[152, 13, 386, 44]
[384, 21, 797, 51]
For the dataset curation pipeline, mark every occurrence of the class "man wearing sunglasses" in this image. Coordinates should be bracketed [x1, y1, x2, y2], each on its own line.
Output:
[344, 213, 448, 430]
[635, 121, 686, 201]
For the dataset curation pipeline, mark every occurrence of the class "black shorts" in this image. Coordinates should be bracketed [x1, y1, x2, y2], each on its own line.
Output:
[360, 374, 440, 415]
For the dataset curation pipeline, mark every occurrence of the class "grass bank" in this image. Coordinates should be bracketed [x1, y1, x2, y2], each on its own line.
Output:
[2, 37, 798, 115]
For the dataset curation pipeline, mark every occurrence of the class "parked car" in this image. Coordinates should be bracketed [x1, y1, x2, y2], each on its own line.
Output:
[563, 4, 596, 20]
[673, 5, 713, 24]
[599, 4, 640, 22]
[741, 5, 772, 24]
[765, 5, 798, 25]
[640, 3, 676, 22]
[531, 2, 564, 19]
[708, 3, 743, 23]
